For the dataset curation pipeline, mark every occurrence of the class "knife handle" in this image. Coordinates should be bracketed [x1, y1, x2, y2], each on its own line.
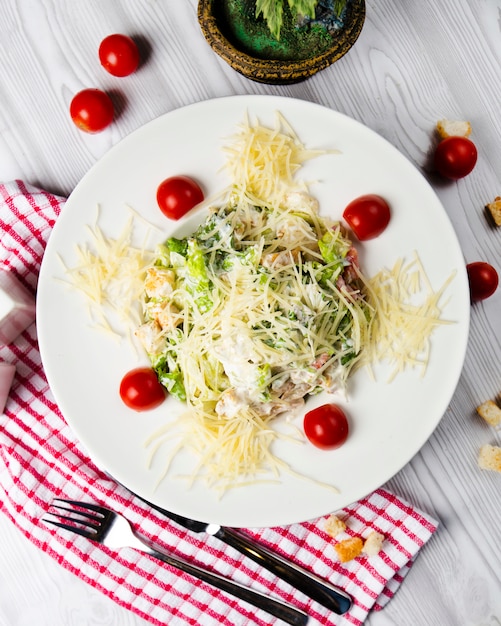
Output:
[213, 527, 352, 615]
[137, 542, 309, 626]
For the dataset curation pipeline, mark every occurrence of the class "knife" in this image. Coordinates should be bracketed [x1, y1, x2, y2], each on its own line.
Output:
[146, 500, 352, 615]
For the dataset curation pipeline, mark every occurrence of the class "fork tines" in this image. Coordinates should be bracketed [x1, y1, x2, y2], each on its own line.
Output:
[43, 499, 111, 539]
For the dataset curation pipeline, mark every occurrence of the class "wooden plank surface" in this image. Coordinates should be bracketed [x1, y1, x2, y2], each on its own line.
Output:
[1, 1, 501, 624]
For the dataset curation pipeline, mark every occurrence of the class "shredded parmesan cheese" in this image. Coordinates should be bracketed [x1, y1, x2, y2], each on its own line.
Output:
[148, 406, 298, 493]
[222, 112, 332, 209]
[362, 252, 455, 381]
[146, 407, 339, 496]
[62, 211, 155, 338]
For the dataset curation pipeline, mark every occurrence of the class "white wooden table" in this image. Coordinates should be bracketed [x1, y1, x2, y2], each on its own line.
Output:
[1, 1, 501, 625]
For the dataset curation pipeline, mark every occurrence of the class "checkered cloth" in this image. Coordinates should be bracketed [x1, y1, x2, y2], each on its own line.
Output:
[0, 180, 439, 626]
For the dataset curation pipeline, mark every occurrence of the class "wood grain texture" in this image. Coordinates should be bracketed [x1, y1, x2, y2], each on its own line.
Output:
[1, 1, 501, 625]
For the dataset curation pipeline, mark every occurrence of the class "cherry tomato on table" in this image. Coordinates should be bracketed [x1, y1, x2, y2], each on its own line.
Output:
[119, 367, 166, 411]
[343, 194, 391, 241]
[99, 34, 140, 77]
[157, 176, 204, 220]
[303, 403, 349, 450]
[434, 136, 477, 180]
[466, 262, 498, 302]
[70, 88, 114, 133]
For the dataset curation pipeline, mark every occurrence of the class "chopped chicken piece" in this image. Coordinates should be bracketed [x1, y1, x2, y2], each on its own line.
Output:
[261, 249, 300, 269]
[215, 388, 246, 418]
[148, 300, 183, 331]
[276, 215, 318, 250]
[279, 381, 311, 401]
[145, 267, 176, 299]
[135, 320, 164, 355]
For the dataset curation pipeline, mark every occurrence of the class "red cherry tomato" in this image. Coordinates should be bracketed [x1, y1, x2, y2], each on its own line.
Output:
[343, 194, 391, 241]
[434, 136, 477, 180]
[70, 88, 114, 133]
[98, 34, 140, 77]
[119, 367, 166, 411]
[303, 403, 349, 450]
[157, 176, 204, 220]
[466, 262, 498, 302]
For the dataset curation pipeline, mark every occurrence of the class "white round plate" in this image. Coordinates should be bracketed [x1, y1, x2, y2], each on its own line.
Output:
[37, 95, 470, 528]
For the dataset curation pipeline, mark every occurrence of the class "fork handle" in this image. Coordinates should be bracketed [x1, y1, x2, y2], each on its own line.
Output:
[213, 527, 352, 615]
[137, 545, 309, 626]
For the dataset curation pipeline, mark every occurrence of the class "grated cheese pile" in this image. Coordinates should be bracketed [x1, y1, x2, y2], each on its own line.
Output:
[145, 404, 306, 494]
[362, 253, 455, 381]
[62, 213, 154, 339]
[222, 112, 330, 210]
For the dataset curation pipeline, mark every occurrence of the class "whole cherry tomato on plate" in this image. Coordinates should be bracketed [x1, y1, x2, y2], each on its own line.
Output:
[303, 403, 349, 450]
[70, 88, 114, 133]
[157, 176, 204, 220]
[99, 34, 140, 77]
[343, 194, 391, 241]
[466, 262, 498, 302]
[119, 367, 166, 411]
[434, 136, 477, 180]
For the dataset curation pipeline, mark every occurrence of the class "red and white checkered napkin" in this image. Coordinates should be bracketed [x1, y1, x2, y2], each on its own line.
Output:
[0, 180, 439, 626]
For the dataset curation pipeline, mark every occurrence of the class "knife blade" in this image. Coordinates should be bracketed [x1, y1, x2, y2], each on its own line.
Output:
[146, 500, 352, 615]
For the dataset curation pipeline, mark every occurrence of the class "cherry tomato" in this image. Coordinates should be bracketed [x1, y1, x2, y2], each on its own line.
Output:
[343, 194, 391, 241]
[119, 367, 166, 411]
[466, 262, 498, 302]
[99, 34, 140, 77]
[434, 136, 477, 180]
[70, 88, 114, 133]
[157, 176, 204, 220]
[303, 403, 349, 450]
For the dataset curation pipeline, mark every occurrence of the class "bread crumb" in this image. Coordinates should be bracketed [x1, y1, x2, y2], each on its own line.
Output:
[362, 531, 385, 556]
[324, 514, 346, 538]
[334, 536, 364, 563]
[478, 444, 501, 472]
[486, 197, 501, 227]
[477, 400, 501, 427]
[436, 119, 472, 139]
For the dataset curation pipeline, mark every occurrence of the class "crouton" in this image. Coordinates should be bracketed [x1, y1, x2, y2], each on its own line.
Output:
[436, 119, 472, 139]
[324, 514, 346, 538]
[477, 400, 501, 427]
[334, 536, 364, 563]
[478, 444, 501, 473]
[362, 531, 385, 556]
[486, 197, 501, 227]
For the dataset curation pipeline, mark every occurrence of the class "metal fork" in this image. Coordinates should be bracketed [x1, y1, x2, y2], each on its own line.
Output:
[43, 499, 309, 626]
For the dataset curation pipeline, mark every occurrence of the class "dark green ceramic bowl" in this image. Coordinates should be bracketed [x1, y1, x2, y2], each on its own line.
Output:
[198, 0, 365, 84]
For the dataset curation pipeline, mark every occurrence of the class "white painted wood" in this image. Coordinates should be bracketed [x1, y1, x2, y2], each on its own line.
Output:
[1, 1, 501, 624]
